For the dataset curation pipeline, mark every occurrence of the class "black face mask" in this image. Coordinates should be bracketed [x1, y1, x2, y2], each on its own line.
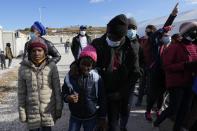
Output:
[146, 32, 153, 37]
[185, 29, 197, 41]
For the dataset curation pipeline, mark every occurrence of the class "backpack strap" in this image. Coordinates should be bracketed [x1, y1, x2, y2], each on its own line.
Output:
[65, 73, 75, 94]
[90, 69, 100, 98]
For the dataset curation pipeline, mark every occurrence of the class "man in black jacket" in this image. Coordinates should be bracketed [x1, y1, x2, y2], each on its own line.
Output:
[23, 21, 61, 64]
[91, 14, 140, 131]
[71, 26, 91, 60]
[118, 17, 145, 131]
[127, 17, 145, 83]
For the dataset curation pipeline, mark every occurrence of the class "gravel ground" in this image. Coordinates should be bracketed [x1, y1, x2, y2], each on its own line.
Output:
[0, 92, 27, 131]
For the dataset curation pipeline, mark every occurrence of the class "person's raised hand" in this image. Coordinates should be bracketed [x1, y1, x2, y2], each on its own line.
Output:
[171, 2, 179, 16]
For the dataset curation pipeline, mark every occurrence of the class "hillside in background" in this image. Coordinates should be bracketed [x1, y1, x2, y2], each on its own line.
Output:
[18, 26, 106, 36]
[138, 9, 197, 36]
[17, 9, 197, 36]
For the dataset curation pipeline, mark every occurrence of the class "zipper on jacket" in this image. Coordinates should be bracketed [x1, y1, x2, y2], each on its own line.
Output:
[81, 76, 86, 117]
[35, 69, 42, 124]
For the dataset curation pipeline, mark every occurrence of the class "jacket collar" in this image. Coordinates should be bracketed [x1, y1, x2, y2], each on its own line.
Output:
[20, 58, 50, 70]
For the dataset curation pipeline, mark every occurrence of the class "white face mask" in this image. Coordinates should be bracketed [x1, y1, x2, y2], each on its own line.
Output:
[106, 37, 121, 47]
[80, 31, 86, 36]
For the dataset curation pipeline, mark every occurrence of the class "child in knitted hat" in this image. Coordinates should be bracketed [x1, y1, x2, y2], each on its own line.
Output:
[18, 37, 62, 131]
[62, 45, 107, 131]
[28, 37, 48, 66]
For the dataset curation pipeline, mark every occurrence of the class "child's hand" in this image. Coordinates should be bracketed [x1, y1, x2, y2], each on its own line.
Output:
[66, 93, 79, 103]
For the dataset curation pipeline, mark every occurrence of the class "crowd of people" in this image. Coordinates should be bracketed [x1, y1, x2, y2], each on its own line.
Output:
[15, 3, 197, 131]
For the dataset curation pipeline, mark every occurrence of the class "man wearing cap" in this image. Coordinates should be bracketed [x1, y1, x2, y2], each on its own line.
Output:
[71, 25, 91, 60]
[91, 14, 140, 131]
[23, 21, 61, 64]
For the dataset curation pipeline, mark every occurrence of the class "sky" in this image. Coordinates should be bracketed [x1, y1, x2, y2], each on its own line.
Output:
[0, 0, 197, 30]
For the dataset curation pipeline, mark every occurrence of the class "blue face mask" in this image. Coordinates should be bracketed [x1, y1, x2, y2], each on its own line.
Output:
[30, 32, 36, 40]
[162, 36, 171, 45]
[127, 29, 137, 39]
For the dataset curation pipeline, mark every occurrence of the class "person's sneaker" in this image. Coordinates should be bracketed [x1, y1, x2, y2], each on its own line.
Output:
[145, 111, 152, 121]
[152, 123, 160, 131]
[180, 127, 189, 131]
[120, 128, 128, 131]
[156, 110, 160, 118]
[153, 120, 159, 127]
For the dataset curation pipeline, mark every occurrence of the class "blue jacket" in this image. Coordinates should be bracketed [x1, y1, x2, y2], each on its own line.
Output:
[62, 69, 106, 119]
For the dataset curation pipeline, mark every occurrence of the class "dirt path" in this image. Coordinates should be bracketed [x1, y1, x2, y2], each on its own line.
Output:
[0, 69, 18, 103]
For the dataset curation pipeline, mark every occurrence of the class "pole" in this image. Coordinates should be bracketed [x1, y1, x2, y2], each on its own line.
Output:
[39, 7, 46, 22]
[39, 7, 42, 22]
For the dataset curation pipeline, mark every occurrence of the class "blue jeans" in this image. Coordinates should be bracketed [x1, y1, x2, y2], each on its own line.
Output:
[68, 116, 97, 131]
